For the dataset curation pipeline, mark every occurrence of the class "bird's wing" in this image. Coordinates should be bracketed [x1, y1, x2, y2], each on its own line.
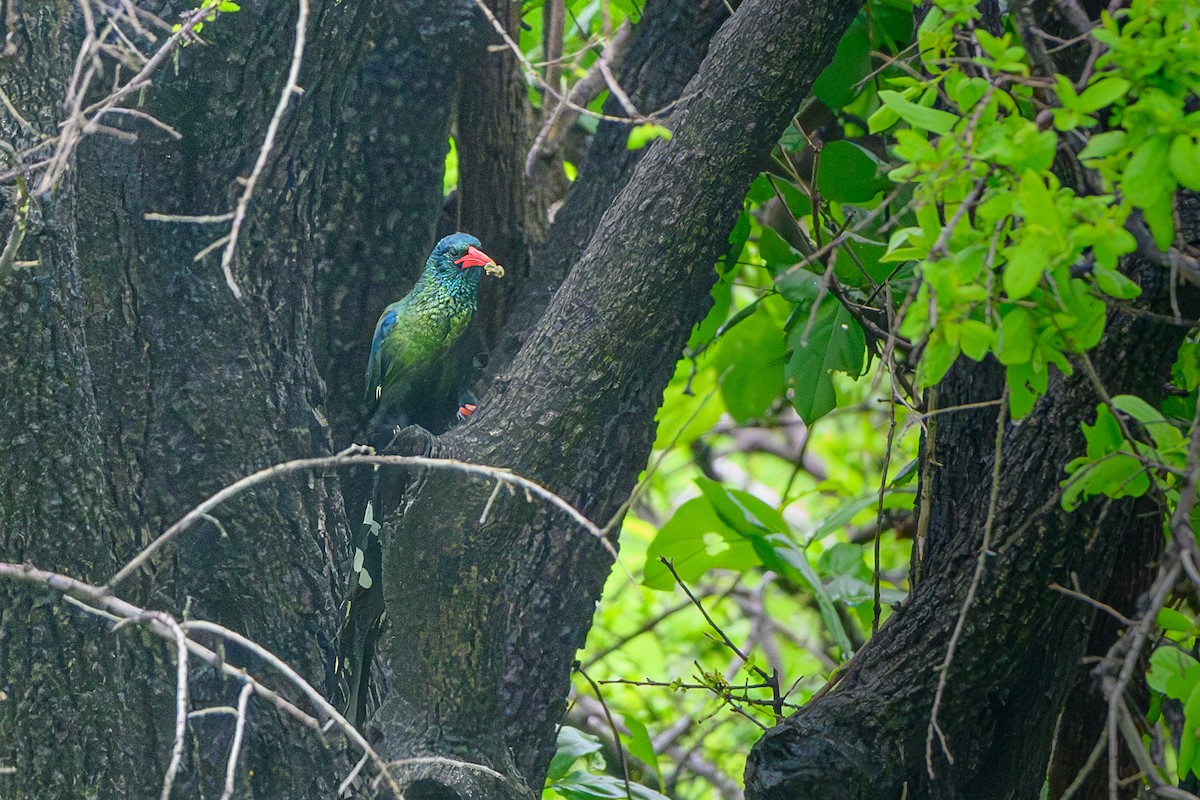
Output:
[365, 307, 399, 406]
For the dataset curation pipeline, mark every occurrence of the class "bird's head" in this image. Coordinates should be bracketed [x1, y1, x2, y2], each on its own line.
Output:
[427, 233, 505, 285]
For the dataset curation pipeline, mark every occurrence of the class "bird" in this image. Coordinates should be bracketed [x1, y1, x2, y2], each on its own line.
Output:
[338, 232, 503, 728]
[363, 232, 505, 446]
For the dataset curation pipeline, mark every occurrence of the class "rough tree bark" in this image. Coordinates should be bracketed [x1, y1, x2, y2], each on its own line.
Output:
[0, 1, 861, 798]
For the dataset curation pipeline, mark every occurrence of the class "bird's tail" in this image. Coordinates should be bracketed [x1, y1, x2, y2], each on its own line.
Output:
[336, 467, 387, 728]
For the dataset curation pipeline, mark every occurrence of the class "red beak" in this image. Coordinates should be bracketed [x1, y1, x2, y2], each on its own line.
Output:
[454, 245, 496, 270]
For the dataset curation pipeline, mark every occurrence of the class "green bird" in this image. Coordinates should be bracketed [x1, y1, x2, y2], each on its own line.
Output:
[339, 232, 503, 728]
[363, 232, 505, 445]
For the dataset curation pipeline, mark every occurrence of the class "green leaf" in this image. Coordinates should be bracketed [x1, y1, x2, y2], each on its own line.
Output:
[805, 494, 882, 543]
[773, 178, 813, 219]
[785, 296, 866, 423]
[947, 74, 990, 113]
[869, 0, 914, 47]
[1003, 237, 1047, 300]
[1174, 340, 1200, 392]
[1148, 646, 1200, 696]
[1124, 134, 1172, 208]
[720, 212, 752, 273]
[867, 103, 902, 134]
[995, 308, 1036, 365]
[1061, 453, 1150, 510]
[1006, 362, 1040, 420]
[1169, 134, 1200, 191]
[877, 90, 959, 135]
[764, 533, 854, 658]
[958, 319, 994, 361]
[696, 476, 789, 535]
[1091, 266, 1141, 299]
[1112, 394, 1184, 451]
[550, 771, 671, 800]
[759, 227, 804, 272]
[1159, 607, 1194, 634]
[818, 541, 868, 578]
[1016, 170, 1060, 230]
[1182, 679, 1200, 778]
[443, 136, 458, 197]
[642, 497, 761, 590]
[622, 718, 663, 791]
[1142, 190, 1176, 251]
[1082, 404, 1123, 459]
[1076, 77, 1130, 113]
[812, 17, 870, 109]
[710, 297, 787, 423]
[626, 123, 672, 150]
[916, 327, 959, 388]
[548, 727, 604, 782]
[1110, 394, 1164, 424]
[818, 140, 885, 202]
[1078, 130, 1127, 160]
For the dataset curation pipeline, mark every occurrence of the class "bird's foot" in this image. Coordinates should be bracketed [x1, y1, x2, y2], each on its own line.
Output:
[455, 390, 479, 423]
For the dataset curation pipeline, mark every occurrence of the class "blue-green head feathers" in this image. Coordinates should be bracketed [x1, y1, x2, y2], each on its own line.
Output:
[419, 233, 504, 296]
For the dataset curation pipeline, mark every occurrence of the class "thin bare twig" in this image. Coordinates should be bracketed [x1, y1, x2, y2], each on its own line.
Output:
[339, 753, 370, 796]
[1058, 727, 1108, 800]
[926, 386, 1009, 776]
[1049, 580, 1132, 626]
[874, 389, 897, 634]
[219, 680, 254, 800]
[0, 171, 30, 279]
[659, 558, 782, 720]
[525, 21, 633, 176]
[383, 756, 514, 789]
[217, 0, 308, 299]
[39, 3, 216, 194]
[583, 590, 721, 668]
[0, 561, 408, 799]
[144, 212, 236, 224]
[159, 614, 189, 800]
[182, 619, 409, 796]
[99, 106, 181, 139]
[107, 445, 612, 590]
[473, 0, 658, 130]
[576, 665, 634, 800]
[1169, 387, 1200, 550]
[1101, 559, 1180, 800]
